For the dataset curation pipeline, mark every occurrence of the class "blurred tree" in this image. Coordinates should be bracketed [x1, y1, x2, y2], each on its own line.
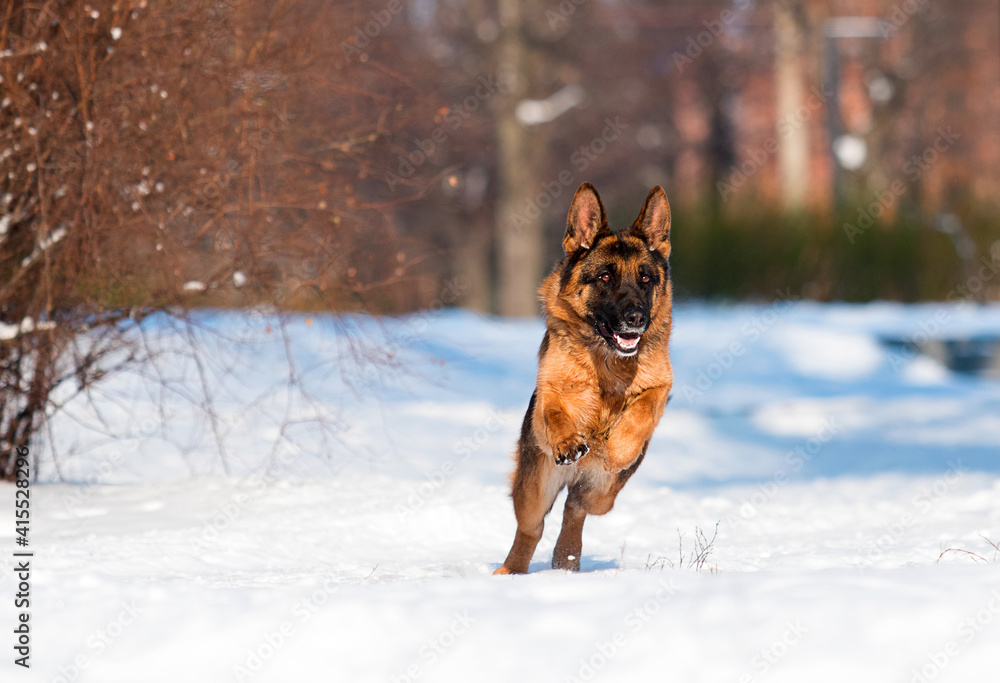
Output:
[493, 0, 547, 317]
[774, 0, 810, 211]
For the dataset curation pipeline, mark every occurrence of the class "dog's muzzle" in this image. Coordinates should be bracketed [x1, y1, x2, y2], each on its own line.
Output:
[597, 321, 644, 356]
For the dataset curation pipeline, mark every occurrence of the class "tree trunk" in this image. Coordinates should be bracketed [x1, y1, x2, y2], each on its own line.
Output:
[493, 0, 545, 317]
[774, 0, 809, 212]
[453, 226, 492, 312]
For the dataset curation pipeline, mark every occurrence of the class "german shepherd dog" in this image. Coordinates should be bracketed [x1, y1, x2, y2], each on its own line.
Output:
[494, 182, 673, 575]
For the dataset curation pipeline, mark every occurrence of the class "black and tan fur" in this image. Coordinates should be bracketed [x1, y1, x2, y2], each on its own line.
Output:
[495, 182, 674, 575]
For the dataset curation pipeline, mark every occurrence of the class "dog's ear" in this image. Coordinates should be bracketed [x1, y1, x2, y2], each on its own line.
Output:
[563, 182, 609, 253]
[629, 185, 671, 258]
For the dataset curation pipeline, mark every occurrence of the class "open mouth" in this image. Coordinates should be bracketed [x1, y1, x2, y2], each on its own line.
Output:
[597, 321, 642, 356]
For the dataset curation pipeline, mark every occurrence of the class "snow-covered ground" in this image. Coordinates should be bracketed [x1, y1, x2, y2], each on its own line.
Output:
[2, 302, 1000, 682]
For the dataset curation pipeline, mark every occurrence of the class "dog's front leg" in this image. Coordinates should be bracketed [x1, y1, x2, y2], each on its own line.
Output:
[603, 385, 669, 472]
[533, 386, 596, 466]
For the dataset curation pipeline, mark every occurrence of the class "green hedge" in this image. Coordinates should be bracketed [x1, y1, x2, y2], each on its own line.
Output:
[666, 202, 999, 302]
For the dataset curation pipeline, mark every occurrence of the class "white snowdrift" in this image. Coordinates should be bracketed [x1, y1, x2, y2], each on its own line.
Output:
[1, 302, 999, 682]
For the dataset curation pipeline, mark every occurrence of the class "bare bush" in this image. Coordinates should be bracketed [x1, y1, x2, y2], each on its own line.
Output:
[644, 522, 720, 573]
[937, 535, 1000, 565]
[1, 0, 438, 477]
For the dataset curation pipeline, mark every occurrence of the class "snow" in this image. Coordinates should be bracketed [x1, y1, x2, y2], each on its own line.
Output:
[0, 316, 56, 341]
[515, 84, 586, 126]
[2, 302, 1000, 682]
[19, 225, 68, 269]
[0, 321, 18, 341]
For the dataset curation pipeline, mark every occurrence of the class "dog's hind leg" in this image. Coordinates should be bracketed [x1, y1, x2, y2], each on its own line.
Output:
[495, 440, 563, 575]
[552, 483, 587, 571]
[582, 444, 648, 516]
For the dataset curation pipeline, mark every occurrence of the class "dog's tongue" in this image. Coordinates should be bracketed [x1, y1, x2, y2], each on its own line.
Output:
[614, 333, 640, 350]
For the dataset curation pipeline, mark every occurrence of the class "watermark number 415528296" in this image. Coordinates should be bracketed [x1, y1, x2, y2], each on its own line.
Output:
[13, 445, 32, 669]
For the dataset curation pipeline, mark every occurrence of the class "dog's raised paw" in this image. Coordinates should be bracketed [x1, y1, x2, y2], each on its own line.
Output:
[555, 440, 589, 466]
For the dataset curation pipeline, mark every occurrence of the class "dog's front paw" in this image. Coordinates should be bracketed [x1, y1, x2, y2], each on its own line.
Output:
[554, 436, 589, 466]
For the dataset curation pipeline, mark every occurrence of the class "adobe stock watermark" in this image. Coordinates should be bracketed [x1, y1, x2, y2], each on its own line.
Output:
[718, 85, 832, 201]
[60, 418, 159, 514]
[946, 255, 1000, 304]
[844, 127, 960, 244]
[58, 418, 150, 510]
[392, 611, 476, 683]
[356, 277, 468, 389]
[853, 459, 966, 573]
[508, 117, 629, 234]
[340, 0, 406, 62]
[546, 0, 590, 30]
[671, 0, 753, 73]
[878, 0, 931, 37]
[240, 115, 285, 154]
[886, 256, 1000, 372]
[738, 621, 809, 683]
[725, 418, 842, 532]
[677, 288, 797, 405]
[394, 407, 507, 520]
[60, 451, 125, 514]
[189, 445, 304, 551]
[908, 588, 1000, 683]
[233, 579, 342, 680]
[402, 277, 469, 336]
[51, 601, 144, 683]
[383, 74, 514, 191]
[566, 578, 679, 682]
[886, 308, 956, 373]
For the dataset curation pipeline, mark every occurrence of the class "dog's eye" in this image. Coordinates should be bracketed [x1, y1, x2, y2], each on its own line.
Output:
[641, 274, 650, 284]
[599, 273, 611, 283]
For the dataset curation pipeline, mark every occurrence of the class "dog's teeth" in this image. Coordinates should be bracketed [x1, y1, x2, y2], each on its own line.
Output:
[614, 333, 640, 350]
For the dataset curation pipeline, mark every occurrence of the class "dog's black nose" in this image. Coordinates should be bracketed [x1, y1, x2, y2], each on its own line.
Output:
[625, 309, 646, 328]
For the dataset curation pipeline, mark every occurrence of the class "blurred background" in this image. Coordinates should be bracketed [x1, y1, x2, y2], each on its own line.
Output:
[5, 0, 1000, 313]
[2, 0, 1000, 471]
